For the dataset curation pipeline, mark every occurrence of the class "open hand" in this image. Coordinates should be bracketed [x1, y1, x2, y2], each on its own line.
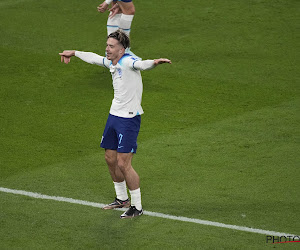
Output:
[154, 58, 172, 65]
[108, 3, 120, 18]
[59, 50, 75, 64]
[97, 2, 109, 13]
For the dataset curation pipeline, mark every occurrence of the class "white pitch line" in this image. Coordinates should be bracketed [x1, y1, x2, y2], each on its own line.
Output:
[0, 187, 298, 237]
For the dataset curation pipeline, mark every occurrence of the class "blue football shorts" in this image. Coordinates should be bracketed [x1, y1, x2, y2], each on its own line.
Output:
[100, 114, 141, 153]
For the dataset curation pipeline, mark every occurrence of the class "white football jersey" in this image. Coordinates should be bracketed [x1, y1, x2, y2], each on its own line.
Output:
[75, 51, 155, 118]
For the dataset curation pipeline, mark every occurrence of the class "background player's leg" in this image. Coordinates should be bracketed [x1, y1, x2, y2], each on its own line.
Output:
[117, 1, 135, 36]
[118, 14, 134, 36]
[106, 13, 121, 35]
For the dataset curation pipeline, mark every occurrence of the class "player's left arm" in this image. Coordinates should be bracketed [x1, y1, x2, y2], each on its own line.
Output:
[132, 58, 172, 71]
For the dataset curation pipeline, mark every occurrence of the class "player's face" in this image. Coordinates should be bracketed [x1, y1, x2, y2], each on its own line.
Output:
[106, 38, 124, 62]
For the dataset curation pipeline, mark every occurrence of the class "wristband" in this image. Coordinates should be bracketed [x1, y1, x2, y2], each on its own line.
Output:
[105, 0, 113, 4]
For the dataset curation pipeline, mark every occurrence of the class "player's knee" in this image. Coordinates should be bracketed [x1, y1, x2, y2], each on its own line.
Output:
[105, 150, 117, 165]
[117, 158, 126, 170]
[117, 157, 131, 173]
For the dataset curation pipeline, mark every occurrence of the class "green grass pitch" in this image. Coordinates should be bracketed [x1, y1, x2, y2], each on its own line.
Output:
[0, 0, 299, 248]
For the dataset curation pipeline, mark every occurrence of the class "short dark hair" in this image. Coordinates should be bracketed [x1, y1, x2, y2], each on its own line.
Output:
[107, 30, 130, 49]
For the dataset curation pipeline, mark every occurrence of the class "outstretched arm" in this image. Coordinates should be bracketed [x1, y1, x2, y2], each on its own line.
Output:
[133, 58, 172, 71]
[59, 50, 110, 68]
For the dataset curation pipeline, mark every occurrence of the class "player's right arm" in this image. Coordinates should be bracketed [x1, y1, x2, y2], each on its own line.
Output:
[59, 50, 110, 68]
